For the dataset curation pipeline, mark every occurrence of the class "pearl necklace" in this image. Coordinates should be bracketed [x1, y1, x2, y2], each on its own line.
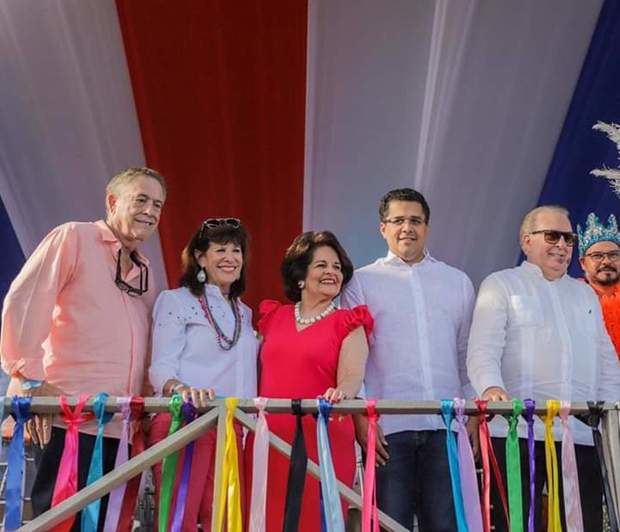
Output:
[294, 301, 336, 325]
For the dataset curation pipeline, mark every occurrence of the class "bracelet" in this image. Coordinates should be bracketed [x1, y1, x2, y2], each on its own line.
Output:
[170, 382, 186, 395]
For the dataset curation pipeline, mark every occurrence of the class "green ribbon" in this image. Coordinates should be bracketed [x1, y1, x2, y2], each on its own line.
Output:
[158, 394, 184, 531]
[506, 399, 524, 532]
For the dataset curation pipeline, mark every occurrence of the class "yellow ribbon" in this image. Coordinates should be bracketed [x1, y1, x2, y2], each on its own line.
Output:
[216, 397, 243, 532]
[544, 399, 562, 532]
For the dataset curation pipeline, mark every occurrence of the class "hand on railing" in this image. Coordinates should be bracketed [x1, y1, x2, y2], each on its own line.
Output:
[353, 414, 390, 466]
[22, 380, 64, 447]
[481, 385, 510, 402]
[179, 386, 215, 407]
[321, 387, 348, 403]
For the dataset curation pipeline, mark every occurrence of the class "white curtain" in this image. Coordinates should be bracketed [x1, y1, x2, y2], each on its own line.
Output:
[0, 0, 167, 288]
[304, 0, 603, 285]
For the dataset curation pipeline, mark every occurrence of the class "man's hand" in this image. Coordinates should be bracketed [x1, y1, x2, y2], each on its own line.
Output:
[481, 386, 510, 402]
[21, 380, 64, 448]
[353, 414, 389, 466]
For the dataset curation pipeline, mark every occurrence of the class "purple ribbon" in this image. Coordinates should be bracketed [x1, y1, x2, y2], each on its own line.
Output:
[170, 399, 198, 532]
[523, 399, 536, 532]
[454, 398, 483, 532]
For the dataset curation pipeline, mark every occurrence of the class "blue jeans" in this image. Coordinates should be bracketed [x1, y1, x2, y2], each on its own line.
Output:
[376, 430, 456, 531]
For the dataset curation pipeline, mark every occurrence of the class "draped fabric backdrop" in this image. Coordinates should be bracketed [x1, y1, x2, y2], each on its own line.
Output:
[539, 0, 620, 277]
[0, 0, 617, 330]
[303, 0, 604, 286]
[116, 0, 307, 309]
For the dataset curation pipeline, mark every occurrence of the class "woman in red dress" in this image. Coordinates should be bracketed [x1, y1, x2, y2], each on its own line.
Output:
[248, 231, 373, 532]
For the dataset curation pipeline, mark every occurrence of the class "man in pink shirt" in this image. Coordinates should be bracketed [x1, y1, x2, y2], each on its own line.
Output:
[0, 167, 166, 527]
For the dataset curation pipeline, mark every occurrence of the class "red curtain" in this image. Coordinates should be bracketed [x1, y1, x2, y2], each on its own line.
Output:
[116, 0, 307, 311]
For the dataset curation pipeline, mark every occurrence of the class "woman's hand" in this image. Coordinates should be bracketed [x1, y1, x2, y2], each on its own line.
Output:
[321, 387, 348, 403]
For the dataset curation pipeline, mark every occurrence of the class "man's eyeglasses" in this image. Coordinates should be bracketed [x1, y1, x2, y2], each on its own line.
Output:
[115, 249, 149, 296]
[529, 230, 577, 246]
[382, 216, 426, 227]
[584, 250, 620, 262]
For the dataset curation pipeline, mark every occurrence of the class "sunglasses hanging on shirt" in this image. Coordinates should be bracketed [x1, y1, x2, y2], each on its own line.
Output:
[115, 249, 149, 296]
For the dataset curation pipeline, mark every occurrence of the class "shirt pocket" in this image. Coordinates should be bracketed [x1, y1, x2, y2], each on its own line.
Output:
[509, 295, 543, 328]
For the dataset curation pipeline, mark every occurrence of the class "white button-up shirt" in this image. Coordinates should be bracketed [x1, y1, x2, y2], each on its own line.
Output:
[467, 261, 620, 445]
[341, 250, 475, 435]
[150, 284, 258, 399]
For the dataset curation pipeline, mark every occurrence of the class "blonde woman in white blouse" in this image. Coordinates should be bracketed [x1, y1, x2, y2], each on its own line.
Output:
[148, 218, 258, 532]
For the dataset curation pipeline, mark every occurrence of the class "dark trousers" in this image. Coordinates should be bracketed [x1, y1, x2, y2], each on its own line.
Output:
[490, 437, 602, 532]
[31, 427, 120, 532]
[375, 430, 456, 532]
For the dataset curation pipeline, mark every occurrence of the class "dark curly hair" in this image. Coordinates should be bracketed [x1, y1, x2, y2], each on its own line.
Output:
[281, 231, 354, 302]
[179, 221, 249, 298]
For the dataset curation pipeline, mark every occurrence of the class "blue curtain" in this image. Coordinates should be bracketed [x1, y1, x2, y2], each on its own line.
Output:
[537, 0, 620, 277]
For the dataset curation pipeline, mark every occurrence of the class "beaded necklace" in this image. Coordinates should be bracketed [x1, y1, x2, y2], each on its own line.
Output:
[198, 292, 242, 351]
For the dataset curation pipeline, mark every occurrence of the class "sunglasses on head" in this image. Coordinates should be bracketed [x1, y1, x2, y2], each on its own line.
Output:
[115, 249, 149, 296]
[530, 229, 577, 246]
[199, 218, 241, 239]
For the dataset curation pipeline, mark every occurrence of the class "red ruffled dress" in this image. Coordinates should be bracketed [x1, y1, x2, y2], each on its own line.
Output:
[246, 300, 373, 532]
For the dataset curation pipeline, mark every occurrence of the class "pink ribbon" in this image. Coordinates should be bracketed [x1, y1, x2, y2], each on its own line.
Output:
[560, 401, 584, 532]
[103, 397, 131, 532]
[362, 400, 379, 532]
[249, 397, 269, 532]
[454, 398, 483, 532]
[51, 394, 92, 532]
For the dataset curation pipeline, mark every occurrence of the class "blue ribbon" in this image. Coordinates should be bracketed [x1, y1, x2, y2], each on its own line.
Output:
[317, 398, 345, 532]
[440, 400, 468, 532]
[6, 396, 32, 530]
[81, 393, 114, 532]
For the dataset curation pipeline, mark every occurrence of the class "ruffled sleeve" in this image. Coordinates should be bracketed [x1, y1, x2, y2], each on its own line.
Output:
[258, 299, 283, 337]
[337, 305, 374, 340]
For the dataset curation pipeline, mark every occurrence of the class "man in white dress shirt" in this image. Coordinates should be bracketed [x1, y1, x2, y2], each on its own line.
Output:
[341, 188, 476, 531]
[467, 205, 620, 531]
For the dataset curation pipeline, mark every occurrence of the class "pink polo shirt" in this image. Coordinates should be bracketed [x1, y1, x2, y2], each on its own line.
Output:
[1, 220, 156, 437]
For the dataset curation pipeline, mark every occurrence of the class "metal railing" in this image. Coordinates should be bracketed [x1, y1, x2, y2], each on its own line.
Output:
[6, 398, 619, 532]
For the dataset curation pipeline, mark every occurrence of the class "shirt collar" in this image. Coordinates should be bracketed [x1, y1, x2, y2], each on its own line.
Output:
[520, 260, 566, 282]
[95, 220, 150, 265]
[383, 249, 435, 267]
[204, 283, 228, 300]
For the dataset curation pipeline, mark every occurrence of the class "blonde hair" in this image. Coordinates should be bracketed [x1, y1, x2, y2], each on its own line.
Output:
[519, 205, 570, 239]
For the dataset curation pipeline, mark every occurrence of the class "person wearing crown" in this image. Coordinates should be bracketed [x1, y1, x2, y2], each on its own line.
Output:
[578, 212, 620, 356]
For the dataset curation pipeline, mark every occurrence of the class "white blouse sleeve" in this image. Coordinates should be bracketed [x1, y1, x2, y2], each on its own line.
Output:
[149, 290, 187, 394]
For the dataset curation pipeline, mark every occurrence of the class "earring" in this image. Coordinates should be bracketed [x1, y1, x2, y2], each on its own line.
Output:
[298, 280, 305, 290]
[196, 267, 207, 283]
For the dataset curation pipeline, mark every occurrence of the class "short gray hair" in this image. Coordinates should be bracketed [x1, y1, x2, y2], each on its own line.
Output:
[519, 205, 570, 239]
[106, 167, 167, 199]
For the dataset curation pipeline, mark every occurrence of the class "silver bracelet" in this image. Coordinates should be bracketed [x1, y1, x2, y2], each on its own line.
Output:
[170, 382, 186, 395]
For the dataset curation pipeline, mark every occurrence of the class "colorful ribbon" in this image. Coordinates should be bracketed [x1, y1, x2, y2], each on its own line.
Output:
[317, 398, 345, 532]
[118, 396, 147, 531]
[559, 401, 583, 532]
[544, 400, 562, 532]
[578, 402, 619, 532]
[362, 400, 379, 532]
[51, 394, 93, 532]
[283, 399, 308, 532]
[81, 393, 114, 532]
[215, 397, 243, 532]
[506, 399, 524, 532]
[522, 399, 536, 532]
[103, 397, 131, 532]
[170, 399, 198, 532]
[476, 399, 509, 532]
[249, 397, 269, 532]
[440, 400, 468, 532]
[158, 394, 184, 532]
[5, 396, 32, 531]
[454, 398, 483, 532]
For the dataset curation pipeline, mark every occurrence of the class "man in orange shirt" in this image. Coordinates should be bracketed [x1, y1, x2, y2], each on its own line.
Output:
[578, 212, 620, 356]
[0, 167, 166, 525]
